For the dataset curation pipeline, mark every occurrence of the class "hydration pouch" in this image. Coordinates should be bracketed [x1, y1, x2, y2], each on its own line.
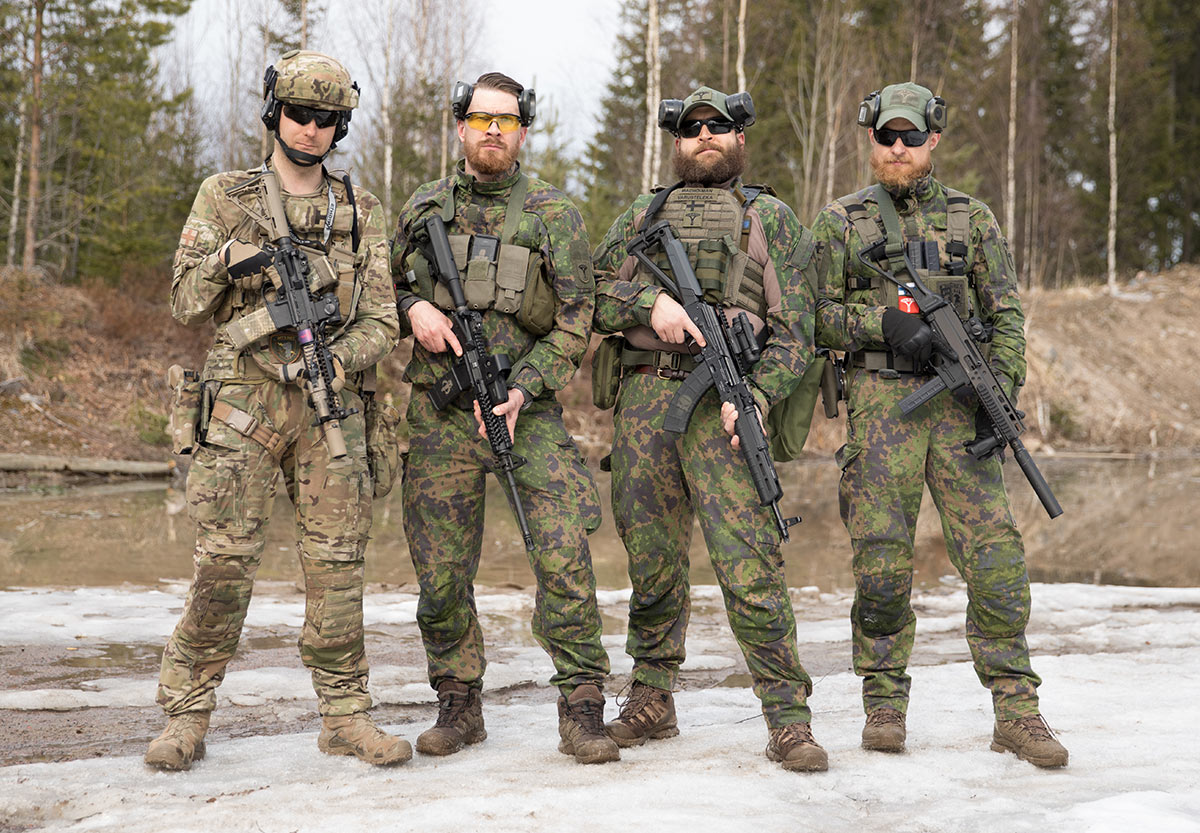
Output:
[591, 337, 623, 410]
[516, 250, 555, 336]
[167, 364, 203, 455]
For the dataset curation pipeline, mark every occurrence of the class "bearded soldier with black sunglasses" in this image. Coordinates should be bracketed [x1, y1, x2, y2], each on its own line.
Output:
[591, 86, 827, 772]
[146, 50, 407, 770]
[811, 82, 1069, 768]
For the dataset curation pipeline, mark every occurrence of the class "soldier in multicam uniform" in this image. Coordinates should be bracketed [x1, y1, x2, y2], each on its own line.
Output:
[145, 50, 408, 771]
[592, 86, 828, 772]
[811, 82, 1068, 768]
[390, 72, 618, 765]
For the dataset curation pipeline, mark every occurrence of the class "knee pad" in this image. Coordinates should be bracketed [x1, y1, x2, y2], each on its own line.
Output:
[854, 573, 914, 638]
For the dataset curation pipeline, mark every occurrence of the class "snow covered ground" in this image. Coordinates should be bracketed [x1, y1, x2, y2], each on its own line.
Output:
[2, 581, 1199, 832]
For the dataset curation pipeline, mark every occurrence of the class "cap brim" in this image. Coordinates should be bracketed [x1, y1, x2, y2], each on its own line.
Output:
[875, 107, 927, 131]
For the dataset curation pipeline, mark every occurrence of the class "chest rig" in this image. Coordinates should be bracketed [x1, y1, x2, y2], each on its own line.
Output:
[216, 168, 364, 372]
[839, 183, 978, 321]
[639, 182, 770, 322]
[405, 174, 555, 336]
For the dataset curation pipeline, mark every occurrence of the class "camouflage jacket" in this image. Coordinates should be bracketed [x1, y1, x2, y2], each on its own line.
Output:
[591, 182, 818, 409]
[811, 172, 1026, 391]
[391, 161, 594, 400]
[171, 163, 399, 382]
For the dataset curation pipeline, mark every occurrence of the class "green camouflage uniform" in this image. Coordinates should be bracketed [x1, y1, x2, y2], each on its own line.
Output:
[392, 161, 608, 694]
[812, 171, 1041, 721]
[593, 182, 819, 728]
[158, 163, 399, 717]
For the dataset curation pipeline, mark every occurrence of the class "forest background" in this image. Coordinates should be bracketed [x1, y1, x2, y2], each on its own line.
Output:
[1, 0, 1197, 462]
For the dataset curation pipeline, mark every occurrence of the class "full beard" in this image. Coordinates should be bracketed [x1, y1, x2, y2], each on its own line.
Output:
[871, 155, 932, 192]
[672, 142, 747, 186]
[466, 139, 518, 177]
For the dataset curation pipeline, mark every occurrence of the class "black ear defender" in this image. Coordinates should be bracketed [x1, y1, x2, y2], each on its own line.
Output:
[451, 80, 537, 126]
[261, 65, 282, 131]
[925, 94, 948, 132]
[658, 99, 684, 133]
[856, 90, 882, 129]
[725, 91, 756, 130]
[332, 82, 358, 145]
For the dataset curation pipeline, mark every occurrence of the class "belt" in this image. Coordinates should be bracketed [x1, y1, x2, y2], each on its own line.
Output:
[848, 350, 922, 375]
[629, 364, 690, 381]
[620, 346, 697, 379]
[210, 399, 287, 460]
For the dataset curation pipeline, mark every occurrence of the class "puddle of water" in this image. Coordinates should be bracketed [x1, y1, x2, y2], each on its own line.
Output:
[2, 458, 1197, 592]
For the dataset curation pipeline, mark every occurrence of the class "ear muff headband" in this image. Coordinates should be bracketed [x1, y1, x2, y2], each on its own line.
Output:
[856, 88, 948, 132]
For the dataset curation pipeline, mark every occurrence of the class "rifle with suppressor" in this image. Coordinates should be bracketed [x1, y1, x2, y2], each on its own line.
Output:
[855, 244, 1062, 519]
[627, 220, 800, 542]
[259, 171, 354, 459]
[422, 215, 534, 551]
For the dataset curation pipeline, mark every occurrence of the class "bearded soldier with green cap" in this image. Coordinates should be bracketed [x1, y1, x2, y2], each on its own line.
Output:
[592, 86, 827, 772]
[146, 50, 408, 770]
[811, 81, 1068, 768]
[391, 72, 618, 765]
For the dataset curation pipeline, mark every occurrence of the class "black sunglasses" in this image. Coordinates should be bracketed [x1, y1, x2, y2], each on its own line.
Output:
[873, 127, 930, 147]
[678, 117, 737, 139]
[283, 103, 340, 129]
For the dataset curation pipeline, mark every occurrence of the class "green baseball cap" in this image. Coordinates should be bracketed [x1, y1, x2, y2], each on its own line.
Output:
[875, 82, 935, 131]
[679, 86, 734, 122]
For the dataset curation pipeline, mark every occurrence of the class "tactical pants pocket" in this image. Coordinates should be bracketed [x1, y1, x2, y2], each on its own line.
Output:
[363, 395, 403, 499]
[168, 365, 202, 455]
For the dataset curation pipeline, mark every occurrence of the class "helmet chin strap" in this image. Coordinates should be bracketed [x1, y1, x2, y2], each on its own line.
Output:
[275, 132, 328, 167]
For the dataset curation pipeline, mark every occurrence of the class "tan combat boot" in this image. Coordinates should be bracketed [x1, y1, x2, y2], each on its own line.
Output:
[766, 722, 829, 772]
[416, 680, 487, 756]
[318, 712, 412, 766]
[557, 684, 620, 764]
[991, 715, 1069, 768]
[145, 712, 210, 771]
[604, 681, 680, 748]
[861, 706, 906, 752]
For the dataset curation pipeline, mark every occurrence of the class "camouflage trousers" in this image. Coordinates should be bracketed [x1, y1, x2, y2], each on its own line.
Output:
[157, 380, 375, 718]
[402, 390, 609, 693]
[838, 368, 1041, 721]
[611, 372, 813, 728]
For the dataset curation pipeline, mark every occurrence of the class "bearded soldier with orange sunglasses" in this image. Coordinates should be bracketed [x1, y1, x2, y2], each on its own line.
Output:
[390, 72, 618, 766]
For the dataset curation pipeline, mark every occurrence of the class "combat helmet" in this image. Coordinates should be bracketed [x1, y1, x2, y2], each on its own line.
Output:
[261, 49, 360, 166]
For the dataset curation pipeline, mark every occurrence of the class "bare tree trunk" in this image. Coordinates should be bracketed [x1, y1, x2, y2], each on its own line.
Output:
[259, 3, 271, 162]
[823, 90, 840, 209]
[1106, 0, 1119, 292]
[640, 0, 660, 194]
[736, 0, 746, 91]
[1005, 0, 1018, 241]
[22, 0, 45, 269]
[721, 0, 731, 90]
[300, 0, 308, 48]
[6, 96, 26, 267]
[381, 1, 396, 222]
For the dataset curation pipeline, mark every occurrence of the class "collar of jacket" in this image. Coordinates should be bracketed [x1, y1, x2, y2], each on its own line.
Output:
[882, 169, 938, 214]
[454, 159, 523, 196]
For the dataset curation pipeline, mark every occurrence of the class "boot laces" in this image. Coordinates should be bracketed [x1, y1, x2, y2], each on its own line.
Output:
[773, 722, 815, 751]
[568, 697, 606, 735]
[433, 689, 471, 729]
[1013, 715, 1056, 740]
[867, 708, 905, 727]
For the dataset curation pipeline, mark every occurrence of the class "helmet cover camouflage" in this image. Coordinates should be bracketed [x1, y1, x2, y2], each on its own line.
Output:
[272, 49, 358, 111]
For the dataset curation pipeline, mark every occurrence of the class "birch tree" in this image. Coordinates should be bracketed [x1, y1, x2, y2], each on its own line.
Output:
[1106, 0, 1118, 292]
[640, 0, 660, 194]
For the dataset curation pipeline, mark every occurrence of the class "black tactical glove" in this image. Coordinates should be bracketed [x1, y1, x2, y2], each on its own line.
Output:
[965, 405, 1005, 462]
[219, 240, 273, 282]
[881, 308, 934, 365]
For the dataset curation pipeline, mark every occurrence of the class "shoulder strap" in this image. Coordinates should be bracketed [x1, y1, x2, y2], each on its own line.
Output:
[944, 187, 971, 276]
[340, 173, 360, 253]
[638, 180, 686, 232]
[501, 173, 529, 243]
[736, 184, 767, 253]
[871, 183, 908, 273]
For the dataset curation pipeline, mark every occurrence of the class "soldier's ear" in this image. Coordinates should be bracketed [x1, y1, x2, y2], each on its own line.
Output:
[928, 132, 940, 152]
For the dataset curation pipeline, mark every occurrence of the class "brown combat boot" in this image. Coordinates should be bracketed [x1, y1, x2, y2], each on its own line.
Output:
[557, 684, 620, 764]
[145, 712, 210, 771]
[991, 715, 1069, 768]
[765, 722, 829, 772]
[862, 706, 907, 752]
[318, 712, 412, 766]
[416, 680, 487, 756]
[605, 681, 680, 748]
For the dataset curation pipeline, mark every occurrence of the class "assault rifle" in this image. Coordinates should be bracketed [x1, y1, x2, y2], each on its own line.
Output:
[423, 215, 534, 551]
[628, 220, 800, 542]
[260, 171, 353, 459]
[855, 244, 1063, 519]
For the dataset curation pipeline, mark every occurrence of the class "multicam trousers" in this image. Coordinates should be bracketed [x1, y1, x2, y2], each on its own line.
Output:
[611, 372, 813, 728]
[402, 390, 608, 693]
[839, 368, 1041, 721]
[156, 380, 375, 717]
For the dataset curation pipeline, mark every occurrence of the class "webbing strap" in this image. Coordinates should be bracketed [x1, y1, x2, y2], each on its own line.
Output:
[872, 184, 908, 273]
[211, 400, 287, 460]
[501, 174, 529, 243]
[945, 189, 971, 275]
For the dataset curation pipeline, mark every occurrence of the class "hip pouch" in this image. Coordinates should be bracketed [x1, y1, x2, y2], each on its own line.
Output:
[361, 368, 403, 499]
[167, 364, 202, 455]
[591, 336, 623, 410]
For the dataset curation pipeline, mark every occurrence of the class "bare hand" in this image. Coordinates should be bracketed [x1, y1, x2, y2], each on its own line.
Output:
[473, 387, 524, 443]
[407, 300, 462, 356]
[721, 399, 764, 450]
[650, 293, 705, 347]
